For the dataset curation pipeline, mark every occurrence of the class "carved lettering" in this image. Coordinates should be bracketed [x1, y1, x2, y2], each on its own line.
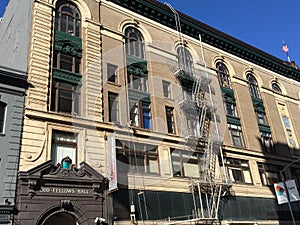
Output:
[39, 187, 90, 195]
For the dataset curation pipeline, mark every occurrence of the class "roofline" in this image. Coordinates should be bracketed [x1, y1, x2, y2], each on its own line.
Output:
[109, 0, 300, 82]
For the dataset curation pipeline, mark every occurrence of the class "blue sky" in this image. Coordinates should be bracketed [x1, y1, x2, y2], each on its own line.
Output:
[1, 0, 299, 65]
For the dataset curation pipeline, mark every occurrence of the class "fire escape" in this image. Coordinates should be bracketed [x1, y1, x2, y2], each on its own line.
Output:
[165, 3, 231, 223]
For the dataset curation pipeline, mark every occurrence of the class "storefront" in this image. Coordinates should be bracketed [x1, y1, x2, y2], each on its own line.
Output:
[15, 158, 111, 225]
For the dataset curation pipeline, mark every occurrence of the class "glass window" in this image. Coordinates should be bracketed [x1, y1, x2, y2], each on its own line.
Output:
[0, 102, 7, 134]
[171, 149, 201, 177]
[228, 124, 245, 147]
[51, 80, 80, 114]
[225, 158, 252, 184]
[216, 62, 231, 88]
[162, 80, 171, 98]
[129, 100, 151, 129]
[166, 106, 176, 134]
[125, 27, 145, 59]
[257, 111, 268, 125]
[52, 131, 77, 165]
[260, 131, 275, 154]
[108, 92, 119, 123]
[247, 73, 261, 99]
[116, 140, 159, 174]
[107, 63, 118, 83]
[257, 163, 281, 186]
[224, 101, 237, 117]
[272, 83, 282, 93]
[55, 1, 81, 37]
[177, 46, 194, 76]
[128, 74, 148, 92]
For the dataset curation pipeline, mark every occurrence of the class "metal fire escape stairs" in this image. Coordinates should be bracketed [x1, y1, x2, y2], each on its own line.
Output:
[165, 3, 231, 224]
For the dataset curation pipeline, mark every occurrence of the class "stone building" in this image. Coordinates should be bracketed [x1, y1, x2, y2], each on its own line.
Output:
[1, 0, 300, 224]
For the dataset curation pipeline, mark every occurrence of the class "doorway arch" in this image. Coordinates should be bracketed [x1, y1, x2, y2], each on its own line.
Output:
[43, 212, 77, 225]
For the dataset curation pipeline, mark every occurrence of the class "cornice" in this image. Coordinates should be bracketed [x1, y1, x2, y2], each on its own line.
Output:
[108, 0, 300, 82]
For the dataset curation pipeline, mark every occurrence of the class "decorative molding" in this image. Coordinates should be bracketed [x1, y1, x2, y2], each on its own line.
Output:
[52, 68, 82, 84]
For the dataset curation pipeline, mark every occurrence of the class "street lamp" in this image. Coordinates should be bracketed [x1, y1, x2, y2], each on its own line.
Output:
[279, 158, 300, 225]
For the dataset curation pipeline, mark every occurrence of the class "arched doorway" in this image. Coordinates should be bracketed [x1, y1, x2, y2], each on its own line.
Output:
[43, 212, 76, 225]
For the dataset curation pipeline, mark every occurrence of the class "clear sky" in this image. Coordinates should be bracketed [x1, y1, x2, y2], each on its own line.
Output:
[0, 0, 299, 65]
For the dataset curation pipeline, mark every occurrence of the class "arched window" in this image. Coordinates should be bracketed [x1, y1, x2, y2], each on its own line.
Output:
[177, 46, 194, 76]
[55, 1, 81, 37]
[51, 1, 82, 115]
[216, 62, 231, 88]
[125, 27, 145, 59]
[247, 73, 261, 99]
[272, 83, 282, 93]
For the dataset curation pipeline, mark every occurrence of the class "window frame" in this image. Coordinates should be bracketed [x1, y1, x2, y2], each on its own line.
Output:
[125, 27, 145, 59]
[171, 149, 202, 178]
[116, 140, 159, 175]
[162, 80, 171, 98]
[228, 124, 245, 147]
[257, 163, 281, 186]
[129, 100, 151, 129]
[177, 46, 194, 76]
[225, 158, 252, 184]
[260, 131, 275, 154]
[216, 62, 232, 89]
[247, 73, 261, 99]
[107, 63, 118, 83]
[52, 131, 78, 165]
[108, 92, 119, 123]
[166, 106, 176, 134]
[272, 83, 282, 93]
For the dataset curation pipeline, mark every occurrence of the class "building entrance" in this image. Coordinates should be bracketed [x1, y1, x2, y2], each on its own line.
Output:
[43, 212, 76, 225]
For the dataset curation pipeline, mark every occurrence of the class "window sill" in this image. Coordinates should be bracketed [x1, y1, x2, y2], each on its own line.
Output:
[107, 81, 121, 87]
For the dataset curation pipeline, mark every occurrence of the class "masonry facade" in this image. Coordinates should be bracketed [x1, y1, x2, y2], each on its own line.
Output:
[1, 0, 300, 224]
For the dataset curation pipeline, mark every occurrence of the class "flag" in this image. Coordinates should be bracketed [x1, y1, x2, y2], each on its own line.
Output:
[282, 42, 289, 53]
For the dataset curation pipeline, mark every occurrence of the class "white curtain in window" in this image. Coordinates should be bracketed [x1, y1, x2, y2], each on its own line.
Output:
[55, 144, 76, 164]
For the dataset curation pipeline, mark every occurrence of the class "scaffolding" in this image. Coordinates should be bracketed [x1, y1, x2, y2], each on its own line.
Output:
[165, 3, 231, 224]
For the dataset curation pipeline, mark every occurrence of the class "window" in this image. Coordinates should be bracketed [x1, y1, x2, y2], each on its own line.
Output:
[166, 106, 176, 134]
[225, 158, 252, 184]
[216, 62, 231, 88]
[107, 63, 118, 83]
[272, 83, 282, 93]
[171, 149, 201, 177]
[177, 46, 194, 76]
[125, 27, 145, 59]
[55, 1, 81, 37]
[261, 131, 275, 154]
[128, 74, 148, 92]
[129, 100, 151, 129]
[257, 111, 268, 125]
[51, 80, 80, 114]
[108, 92, 119, 123]
[52, 131, 77, 165]
[257, 163, 281, 186]
[52, 1, 82, 115]
[0, 102, 7, 134]
[247, 73, 261, 99]
[116, 140, 159, 174]
[162, 80, 171, 98]
[228, 124, 245, 147]
[224, 101, 237, 117]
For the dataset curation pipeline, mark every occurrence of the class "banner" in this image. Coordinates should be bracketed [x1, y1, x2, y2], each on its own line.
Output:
[107, 133, 117, 192]
[274, 180, 300, 204]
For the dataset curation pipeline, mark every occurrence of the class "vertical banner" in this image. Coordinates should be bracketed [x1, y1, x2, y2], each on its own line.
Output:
[274, 180, 300, 204]
[107, 133, 117, 192]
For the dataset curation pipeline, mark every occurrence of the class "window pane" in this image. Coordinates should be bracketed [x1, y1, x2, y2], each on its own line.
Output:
[243, 170, 252, 184]
[0, 102, 6, 133]
[60, 54, 73, 71]
[52, 131, 77, 164]
[149, 156, 158, 173]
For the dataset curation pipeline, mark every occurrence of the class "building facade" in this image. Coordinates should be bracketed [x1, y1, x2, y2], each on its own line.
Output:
[1, 0, 300, 224]
[0, 66, 27, 224]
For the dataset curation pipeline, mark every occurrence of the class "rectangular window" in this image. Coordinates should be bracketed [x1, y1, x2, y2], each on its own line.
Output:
[228, 124, 245, 147]
[224, 101, 237, 117]
[171, 149, 201, 177]
[116, 140, 159, 174]
[166, 106, 176, 134]
[51, 80, 80, 114]
[129, 100, 151, 129]
[52, 131, 77, 165]
[108, 92, 119, 122]
[225, 158, 252, 184]
[257, 163, 281, 186]
[128, 74, 148, 92]
[107, 63, 118, 83]
[257, 111, 268, 125]
[0, 102, 7, 134]
[162, 80, 171, 98]
[261, 131, 275, 154]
